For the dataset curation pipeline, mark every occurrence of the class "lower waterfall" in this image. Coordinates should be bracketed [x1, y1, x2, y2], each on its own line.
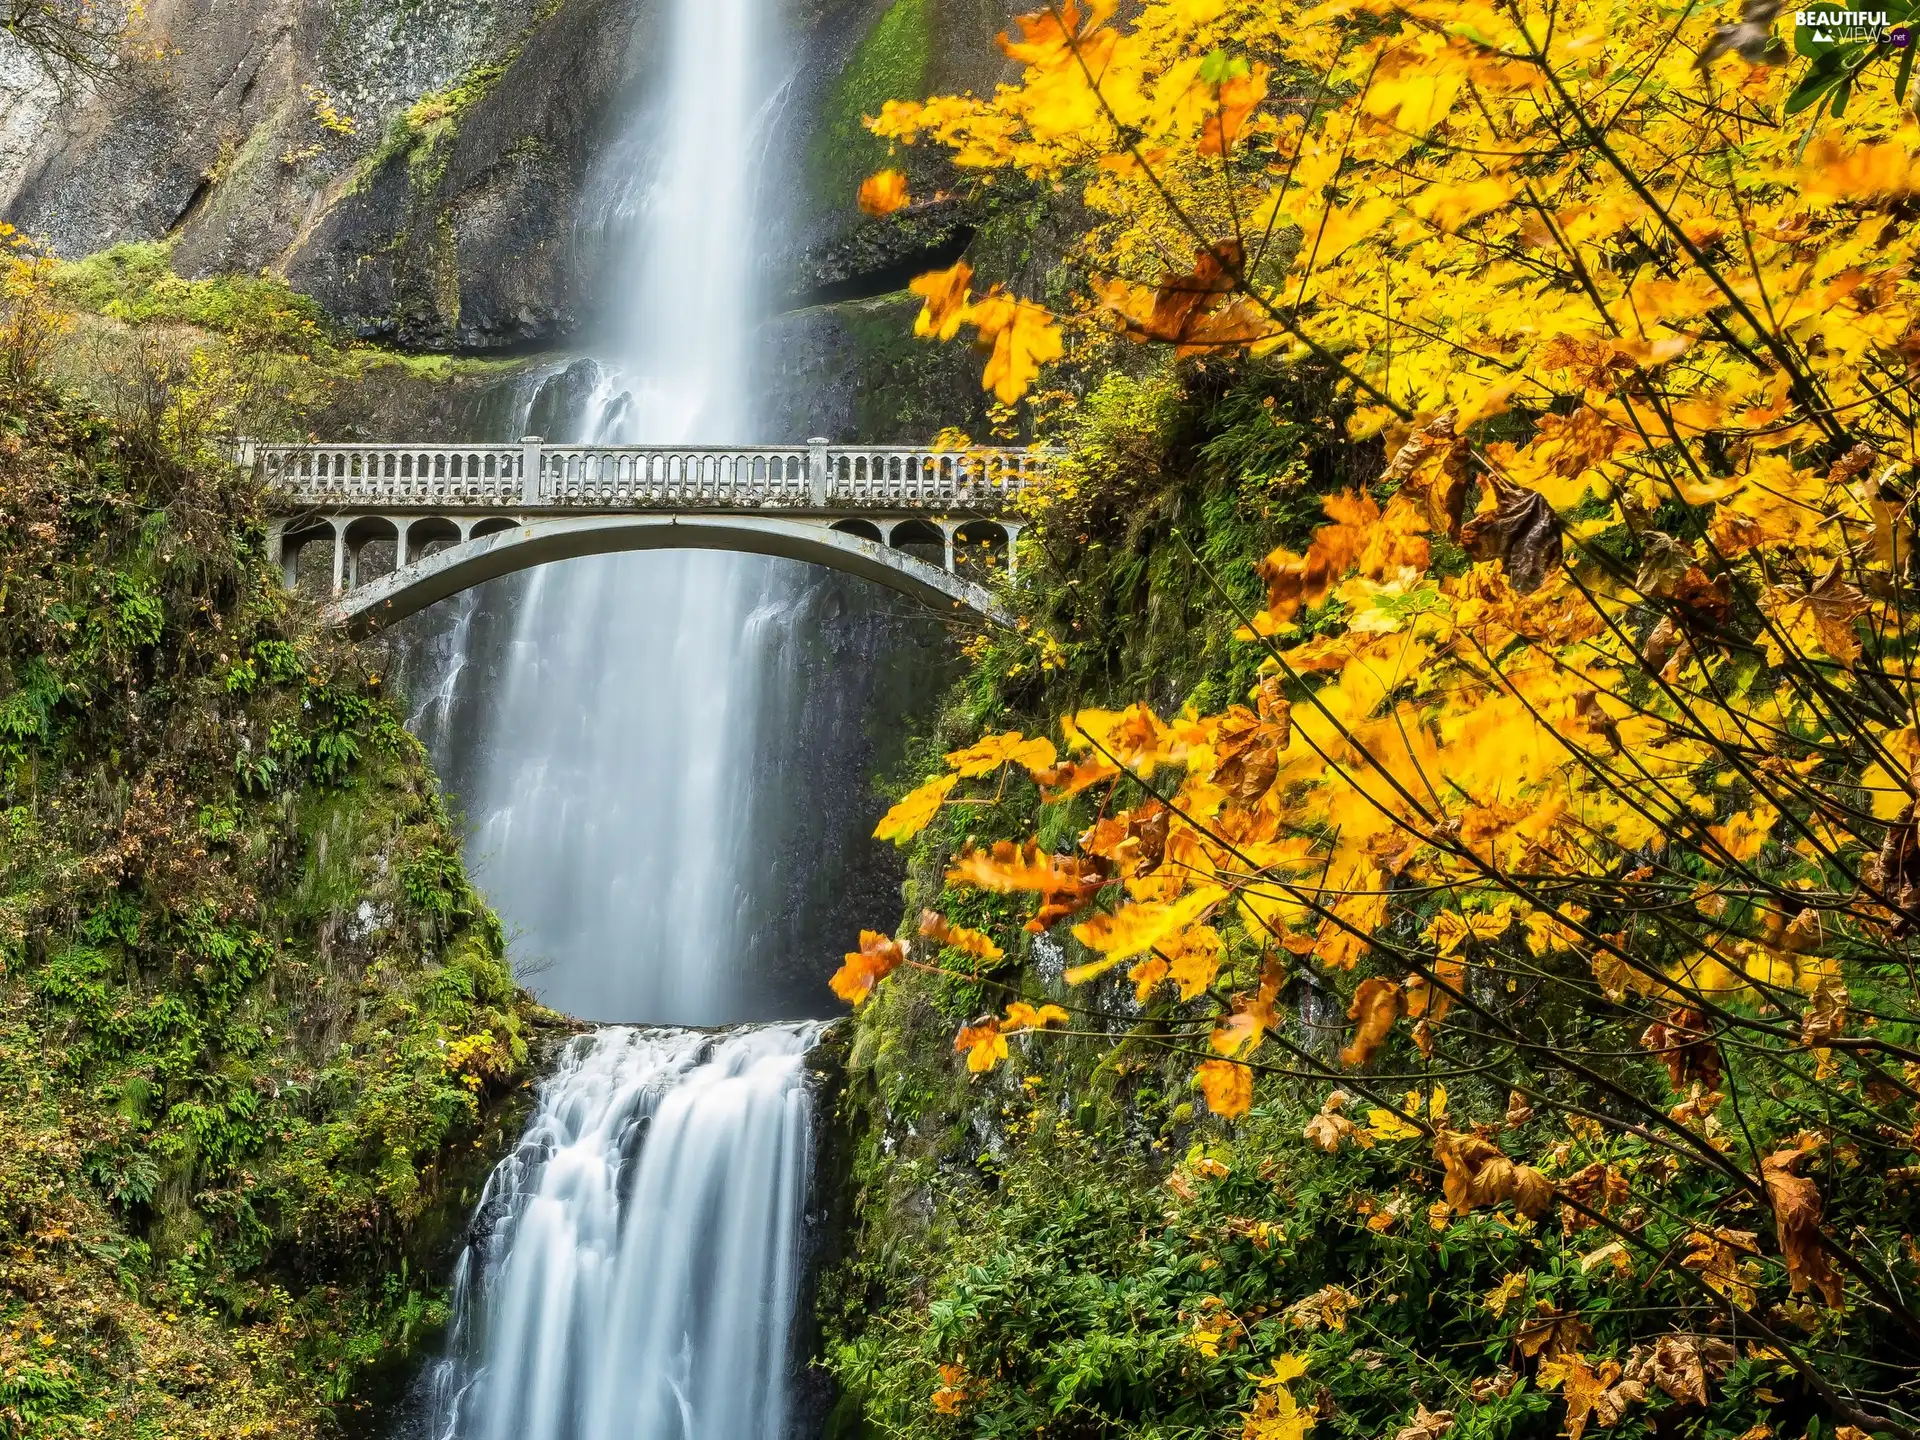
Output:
[419, 1024, 824, 1440]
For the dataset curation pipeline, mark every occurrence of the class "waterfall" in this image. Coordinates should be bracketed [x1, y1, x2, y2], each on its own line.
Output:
[395, 0, 812, 1027]
[389, 0, 872, 1431]
[423, 1025, 824, 1440]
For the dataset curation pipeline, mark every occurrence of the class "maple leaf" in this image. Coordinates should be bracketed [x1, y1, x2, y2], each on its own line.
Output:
[1640, 1008, 1722, 1092]
[968, 289, 1064, 403]
[1072, 886, 1224, 965]
[1760, 1146, 1843, 1306]
[874, 773, 956, 846]
[857, 168, 911, 216]
[1003, 1000, 1068, 1031]
[1538, 1354, 1645, 1440]
[1283, 1284, 1355, 1331]
[1460, 475, 1564, 593]
[1621, 1334, 1735, 1407]
[1515, 1303, 1593, 1362]
[954, 1016, 1010, 1072]
[1340, 975, 1403, 1067]
[947, 841, 1107, 932]
[931, 1361, 971, 1415]
[1303, 1089, 1373, 1152]
[1128, 924, 1225, 1001]
[946, 729, 1059, 777]
[918, 909, 1004, 964]
[1196, 1057, 1253, 1117]
[1199, 61, 1270, 156]
[1392, 1405, 1454, 1440]
[1680, 1227, 1761, 1307]
[830, 930, 906, 1006]
[911, 261, 974, 340]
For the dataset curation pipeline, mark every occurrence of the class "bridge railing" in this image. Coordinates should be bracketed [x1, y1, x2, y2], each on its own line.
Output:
[258, 444, 527, 508]
[252, 441, 1044, 511]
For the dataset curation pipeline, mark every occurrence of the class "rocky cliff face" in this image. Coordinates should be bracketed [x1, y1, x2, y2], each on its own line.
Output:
[5, 0, 1030, 437]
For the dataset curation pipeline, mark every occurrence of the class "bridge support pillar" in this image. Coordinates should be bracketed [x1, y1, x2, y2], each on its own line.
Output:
[808, 437, 829, 507]
[1004, 521, 1024, 579]
[330, 520, 345, 596]
[938, 521, 957, 573]
[520, 436, 543, 505]
[394, 517, 409, 569]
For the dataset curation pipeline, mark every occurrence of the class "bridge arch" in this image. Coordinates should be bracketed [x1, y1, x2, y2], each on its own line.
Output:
[322, 513, 1010, 638]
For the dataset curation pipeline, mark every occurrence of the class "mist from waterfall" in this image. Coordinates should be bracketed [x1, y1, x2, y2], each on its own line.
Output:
[421, 1026, 822, 1440]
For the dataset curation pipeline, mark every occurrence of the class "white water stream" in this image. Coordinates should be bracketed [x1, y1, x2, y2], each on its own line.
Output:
[402, 0, 841, 1431]
[423, 1026, 822, 1440]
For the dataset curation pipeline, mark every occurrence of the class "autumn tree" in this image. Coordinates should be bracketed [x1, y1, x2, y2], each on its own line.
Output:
[835, 0, 1920, 1435]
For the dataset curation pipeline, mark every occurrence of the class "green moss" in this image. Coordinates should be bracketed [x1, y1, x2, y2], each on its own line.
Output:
[0, 374, 546, 1436]
[809, 0, 933, 217]
[50, 242, 334, 354]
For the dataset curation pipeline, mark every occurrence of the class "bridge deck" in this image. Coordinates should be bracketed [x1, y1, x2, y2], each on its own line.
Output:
[252, 439, 1042, 513]
[250, 439, 1044, 633]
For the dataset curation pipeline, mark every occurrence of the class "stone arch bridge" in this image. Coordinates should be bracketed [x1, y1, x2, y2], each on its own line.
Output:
[254, 438, 1041, 637]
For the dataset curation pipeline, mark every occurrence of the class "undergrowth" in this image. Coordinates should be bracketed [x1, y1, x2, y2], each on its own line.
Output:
[0, 369, 545, 1437]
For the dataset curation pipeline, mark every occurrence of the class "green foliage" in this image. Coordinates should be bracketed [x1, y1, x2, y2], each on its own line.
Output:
[810, 0, 932, 215]
[50, 242, 335, 355]
[0, 373, 540, 1437]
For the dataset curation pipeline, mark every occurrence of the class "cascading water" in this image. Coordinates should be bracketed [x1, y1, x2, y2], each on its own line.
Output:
[391, 0, 905, 1430]
[406, 0, 790, 1027]
[422, 1025, 823, 1440]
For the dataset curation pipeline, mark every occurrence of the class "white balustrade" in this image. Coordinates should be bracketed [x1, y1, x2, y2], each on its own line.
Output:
[259, 445, 525, 508]
[256, 442, 1041, 513]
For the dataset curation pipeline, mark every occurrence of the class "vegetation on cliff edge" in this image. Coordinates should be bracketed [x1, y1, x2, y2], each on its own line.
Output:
[0, 228, 543, 1438]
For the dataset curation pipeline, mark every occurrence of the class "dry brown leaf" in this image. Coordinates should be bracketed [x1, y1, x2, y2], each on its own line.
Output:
[1393, 1405, 1454, 1440]
[1341, 976, 1403, 1067]
[1460, 474, 1564, 592]
[1760, 1146, 1844, 1307]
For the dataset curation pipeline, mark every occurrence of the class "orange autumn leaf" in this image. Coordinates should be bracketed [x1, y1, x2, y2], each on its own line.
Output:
[874, 773, 956, 845]
[1196, 1057, 1254, 1118]
[955, 1017, 1010, 1072]
[1257, 491, 1380, 623]
[857, 168, 911, 216]
[946, 729, 1060, 777]
[1341, 976, 1403, 1068]
[1199, 63, 1270, 157]
[948, 841, 1107, 933]
[1070, 886, 1224, 966]
[919, 909, 1005, 964]
[1003, 1000, 1069, 1031]
[830, 930, 907, 1006]
[1128, 924, 1224, 1001]
[912, 261, 974, 341]
[967, 289, 1064, 403]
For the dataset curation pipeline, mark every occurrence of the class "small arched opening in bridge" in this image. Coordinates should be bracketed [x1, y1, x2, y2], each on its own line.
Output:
[471, 517, 519, 541]
[953, 520, 1010, 583]
[888, 519, 946, 570]
[282, 523, 337, 598]
[830, 518, 883, 544]
[344, 516, 399, 589]
[406, 516, 465, 562]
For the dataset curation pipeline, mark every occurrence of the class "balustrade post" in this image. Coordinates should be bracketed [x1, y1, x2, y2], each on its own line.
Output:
[808, 437, 830, 508]
[520, 436, 544, 506]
